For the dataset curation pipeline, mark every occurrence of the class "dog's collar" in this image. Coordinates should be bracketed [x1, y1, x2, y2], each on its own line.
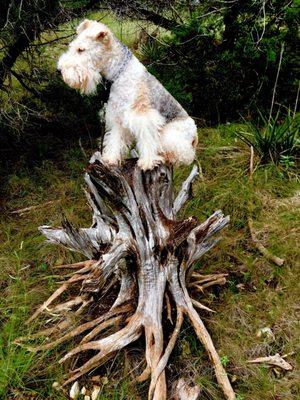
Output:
[108, 42, 132, 82]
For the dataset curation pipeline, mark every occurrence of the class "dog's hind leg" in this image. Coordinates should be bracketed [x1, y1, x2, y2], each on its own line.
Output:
[161, 117, 197, 165]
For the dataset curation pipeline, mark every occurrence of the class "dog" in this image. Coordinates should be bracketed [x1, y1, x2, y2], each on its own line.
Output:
[57, 19, 197, 170]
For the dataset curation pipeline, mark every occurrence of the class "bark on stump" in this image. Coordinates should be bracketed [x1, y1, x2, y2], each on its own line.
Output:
[21, 154, 235, 400]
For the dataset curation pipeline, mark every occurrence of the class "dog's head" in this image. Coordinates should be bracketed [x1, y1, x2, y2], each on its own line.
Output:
[57, 20, 114, 95]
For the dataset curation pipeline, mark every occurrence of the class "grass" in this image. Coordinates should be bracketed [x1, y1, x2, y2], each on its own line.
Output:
[0, 124, 299, 399]
[0, 10, 299, 399]
[235, 111, 299, 164]
[0, 143, 91, 398]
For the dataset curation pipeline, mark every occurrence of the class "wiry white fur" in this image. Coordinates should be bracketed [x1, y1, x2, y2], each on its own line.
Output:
[161, 117, 197, 165]
[57, 20, 113, 94]
[124, 108, 165, 170]
[58, 20, 198, 170]
[102, 124, 131, 165]
[58, 52, 102, 95]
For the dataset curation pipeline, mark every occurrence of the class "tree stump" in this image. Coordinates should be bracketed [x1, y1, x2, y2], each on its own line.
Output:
[20, 153, 235, 400]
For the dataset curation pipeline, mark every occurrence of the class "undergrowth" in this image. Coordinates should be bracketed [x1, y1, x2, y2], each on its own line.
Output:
[235, 111, 299, 164]
[0, 126, 299, 399]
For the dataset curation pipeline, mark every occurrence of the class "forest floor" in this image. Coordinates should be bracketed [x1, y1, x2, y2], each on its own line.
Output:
[0, 125, 299, 400]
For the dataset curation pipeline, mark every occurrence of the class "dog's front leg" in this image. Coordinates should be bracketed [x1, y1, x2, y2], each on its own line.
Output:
[127, 110, 164, 171]
[102, 124, 131, 165]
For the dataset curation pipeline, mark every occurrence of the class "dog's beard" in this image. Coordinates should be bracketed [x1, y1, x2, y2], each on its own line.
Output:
[60, 66, 102, 95]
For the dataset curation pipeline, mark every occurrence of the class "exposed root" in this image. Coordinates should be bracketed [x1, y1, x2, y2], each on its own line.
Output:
[144, 321, 166, 400]
[80, 315, 123, 343]
[148, 308, 184, 399]
[27, 281, 69, 324]
[61, 316, 142, 386]
[52, 260, 95, 269]
[186, 303, 235, 400]
[60, 313, 141, 364]
[190, 272, 228, 284]
[165, 292, 173, 324]
[63, 352, 107, 387]
[16, 318, 72, 343]
[32, 303, 132, 351]
[49, 296, 85, 313]
[136, 366, 151, 383]
[191, 298, 215, 313]
[22, 159, 235, 399]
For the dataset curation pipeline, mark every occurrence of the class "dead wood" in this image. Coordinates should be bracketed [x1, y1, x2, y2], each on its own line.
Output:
[248, 217, 285, 266]
[247, 353, 293, 371]
[21, 156, 235, 399]
[247, 146, 284, 267]
[10, 200, 60, 215]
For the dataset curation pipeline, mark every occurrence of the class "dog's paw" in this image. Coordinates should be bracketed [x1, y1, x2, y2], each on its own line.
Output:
[101, 155, 122, 167]
[137, 156, 164, 171]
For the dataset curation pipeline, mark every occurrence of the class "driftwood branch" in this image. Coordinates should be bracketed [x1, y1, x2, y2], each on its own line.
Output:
[20, 156, 235, 400]
[247, 353, 293, 371]
[247, 146, 284, 266]
[248, 217, 285, 266]
[173, 165, 199, 214]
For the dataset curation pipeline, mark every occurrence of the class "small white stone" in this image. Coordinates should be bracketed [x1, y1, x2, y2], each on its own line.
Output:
[52, 381, 60, 390]
[69, 381, 80, 399]
[84, 396, 91, 400]
[81, 386, 87, 395]
[91, 385, 101, 400]
[256, 327, 275, 341]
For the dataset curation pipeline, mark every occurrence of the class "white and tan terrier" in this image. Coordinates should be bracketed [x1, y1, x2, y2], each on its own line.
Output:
[58, 19, 197, 170]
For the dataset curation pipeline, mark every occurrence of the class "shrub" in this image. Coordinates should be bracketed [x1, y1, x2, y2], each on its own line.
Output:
[235, 111, 299, 163]
[142, 1, 299, 124]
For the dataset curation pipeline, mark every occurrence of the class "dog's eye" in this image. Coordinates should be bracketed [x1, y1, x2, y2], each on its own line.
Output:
[77, 48, 85, 53]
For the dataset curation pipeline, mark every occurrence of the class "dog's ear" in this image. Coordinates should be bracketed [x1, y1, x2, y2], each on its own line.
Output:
[76, 19, 91, 35]
[95, 30, 110, 44]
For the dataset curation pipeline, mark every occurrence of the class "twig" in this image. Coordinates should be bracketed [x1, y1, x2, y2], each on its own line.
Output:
[249, 146, 254, 180]
[269, 43, 285, 122]
[247, 353, 293, 371]
[248, 217, 285, 266]
[78, 137, 88, 159]
[256, 0, 266, 45]
[29, 33, 75, 47]
[10, 200, 59, 215]
[247, 143, 284, 265]
[293, 81, 300, 119]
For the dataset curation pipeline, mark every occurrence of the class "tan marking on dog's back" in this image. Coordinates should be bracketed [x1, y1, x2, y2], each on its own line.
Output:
[132, 81, 151, 113]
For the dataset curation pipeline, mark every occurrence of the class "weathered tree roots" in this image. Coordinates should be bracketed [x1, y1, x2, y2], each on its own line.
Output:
[18, 156, 235, 399]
